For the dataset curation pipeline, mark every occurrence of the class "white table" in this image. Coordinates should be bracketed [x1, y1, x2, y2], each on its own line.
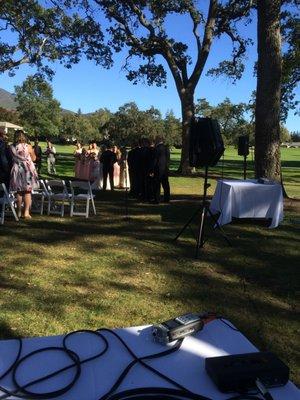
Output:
[0, 320, 298, 399]
[210, 180, 284, 228]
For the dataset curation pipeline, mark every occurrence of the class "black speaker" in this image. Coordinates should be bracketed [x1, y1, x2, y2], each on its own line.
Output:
[189, 118, 224, 168]
[238, 136, 249, 156]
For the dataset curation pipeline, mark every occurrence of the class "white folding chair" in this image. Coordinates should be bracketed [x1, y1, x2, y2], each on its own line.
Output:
[69, 180, 96, 218]
[0, 183, 19, 225]
[45, 179, 71, 217]
[31, 180, 49, 215]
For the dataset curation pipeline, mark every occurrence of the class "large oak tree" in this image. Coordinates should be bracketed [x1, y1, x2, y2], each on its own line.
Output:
[64, 0, 253, 174]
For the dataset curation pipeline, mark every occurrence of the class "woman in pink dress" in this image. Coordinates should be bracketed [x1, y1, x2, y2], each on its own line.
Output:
[88, 142, 100, 181]
[80, 148, 91, 180]
[9, 130, 39, 219]
[112, 145, 121, 187]
[74, 142, 82, 178]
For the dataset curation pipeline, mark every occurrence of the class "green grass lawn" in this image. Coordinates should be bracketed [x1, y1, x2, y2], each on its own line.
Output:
[0, 144, 299, 384]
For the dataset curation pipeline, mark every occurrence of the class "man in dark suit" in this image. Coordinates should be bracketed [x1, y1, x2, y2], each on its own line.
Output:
[0, 128, 12, 189]
[140, 137, 151, 201]
[151, 136, 170, 204]
[100, 145, 117, 191]
[145, 138, 155, 202]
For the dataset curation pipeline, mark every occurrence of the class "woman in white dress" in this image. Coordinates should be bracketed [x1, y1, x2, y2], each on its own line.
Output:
[112, 145, 121, 187]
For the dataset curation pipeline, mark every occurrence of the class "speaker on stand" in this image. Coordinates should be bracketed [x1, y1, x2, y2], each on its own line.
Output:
[174, 118, 231, 258]
[238, 136, 249, 180]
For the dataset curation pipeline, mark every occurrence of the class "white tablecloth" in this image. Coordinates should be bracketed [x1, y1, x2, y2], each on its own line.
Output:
[0, 320, 298, 399]
[210, 180, 284, 228]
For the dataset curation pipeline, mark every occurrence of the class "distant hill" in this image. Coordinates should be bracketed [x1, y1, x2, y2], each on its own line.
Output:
[0, 87, 74, 114]
[0, 88, 18, 110]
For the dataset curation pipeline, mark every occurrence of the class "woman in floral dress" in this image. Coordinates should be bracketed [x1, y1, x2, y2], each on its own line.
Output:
[9, 130, 39, 219]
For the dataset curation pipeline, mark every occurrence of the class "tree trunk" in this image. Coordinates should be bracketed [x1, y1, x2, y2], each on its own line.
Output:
[178, 90, 195, 175]
[255, 0, 282, 181]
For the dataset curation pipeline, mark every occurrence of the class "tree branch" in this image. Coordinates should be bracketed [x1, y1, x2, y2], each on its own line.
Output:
[126, 0, 156, 37]
[224, 27, 246, 66]
[189, 0, 218, 88]
[188, 6, 202, 55]
[0, 55, 30, 73]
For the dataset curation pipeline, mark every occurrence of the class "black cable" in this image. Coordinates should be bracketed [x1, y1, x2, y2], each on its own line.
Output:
[0, 339, 22, 380]
[12, 346, 81, 399]
[225, 396, 263, 400]
[97, 329, 191, 400]
[0, 323, 271, 400]
[0, 330, 108, 400]
[106, 387, 211, 400]
[255, 379, 274, 400]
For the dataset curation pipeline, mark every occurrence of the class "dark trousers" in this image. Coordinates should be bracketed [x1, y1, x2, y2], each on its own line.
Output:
[129, 168, 137, 196]
[103, 166, 114, 191]
[0, 174, 10, 191]
[141, 173, 147, 200]
[35, 161, 42, 175]
[154, 173, 170, 203]
[146, 175, 154, 201]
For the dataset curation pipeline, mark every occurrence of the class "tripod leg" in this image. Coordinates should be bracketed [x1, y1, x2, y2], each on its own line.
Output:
[207, 209, 232, 246]
[195, 206, 207, 258]
[174, 207, 201, 241]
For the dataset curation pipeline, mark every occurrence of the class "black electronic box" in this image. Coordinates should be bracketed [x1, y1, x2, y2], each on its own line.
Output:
[205, 352, 289, 393]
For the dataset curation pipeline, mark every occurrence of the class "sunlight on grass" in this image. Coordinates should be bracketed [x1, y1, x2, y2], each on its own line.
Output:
[0, 144, 299, 383]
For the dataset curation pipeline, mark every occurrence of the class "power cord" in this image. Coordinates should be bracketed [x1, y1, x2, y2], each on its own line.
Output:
[0, 320, 273, 400]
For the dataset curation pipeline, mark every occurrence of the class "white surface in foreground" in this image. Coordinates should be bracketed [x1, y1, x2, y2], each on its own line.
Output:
[0, 320, 298, 399]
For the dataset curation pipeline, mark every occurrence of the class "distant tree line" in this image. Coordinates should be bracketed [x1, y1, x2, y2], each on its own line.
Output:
[10, 75, 183, 147]
[1, 75, 292, 147]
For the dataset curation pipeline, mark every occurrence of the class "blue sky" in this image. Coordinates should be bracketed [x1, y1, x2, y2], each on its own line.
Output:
[0, 5, 299, 132]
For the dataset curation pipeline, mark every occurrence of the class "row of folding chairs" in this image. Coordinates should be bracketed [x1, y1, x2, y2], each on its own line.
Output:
[0, 180, 96, 225]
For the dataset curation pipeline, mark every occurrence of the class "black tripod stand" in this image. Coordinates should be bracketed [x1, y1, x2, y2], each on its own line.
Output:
[243, 154, 247, 180]
[174, 166, 231, 258]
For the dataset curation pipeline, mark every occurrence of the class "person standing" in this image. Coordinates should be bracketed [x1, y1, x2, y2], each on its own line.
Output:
[145, 138, 155, 202]
[118, 147, 128, 189]
[127, 142, 140, 197]
[88, 142, 100, 182]
[74, 142, 83, 179]
[0, 128, 12, 189]
[112, 145, 121, 187]
[151, 136, 170, 204]
[100, 146, 117, 191]
[9, 130, 39, 219]
[33, 139, 42, 175]
[140, 138, 151, 201]
[45, 140, 57, 175]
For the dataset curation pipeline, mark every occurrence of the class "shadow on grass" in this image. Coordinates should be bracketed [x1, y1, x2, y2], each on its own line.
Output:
[0, 190, 299, 382]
